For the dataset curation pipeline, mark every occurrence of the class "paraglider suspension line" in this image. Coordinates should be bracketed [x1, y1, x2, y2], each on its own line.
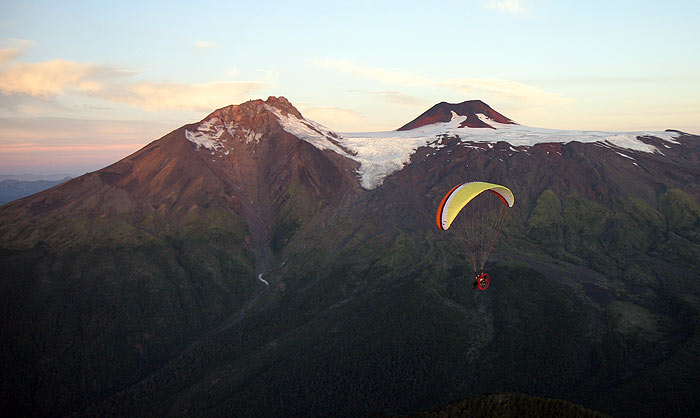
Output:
[460, 191, 510, 273]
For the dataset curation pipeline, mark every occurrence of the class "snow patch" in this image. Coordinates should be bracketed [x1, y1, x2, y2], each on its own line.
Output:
[239, 127, 263, 144]
[186, 117, 226, 152]
[186, 116, 266, 153]
[341, 133, 434, 189]
[265, 105, 347, 154]
[604, 134, 656, 153]
[615, 152, 636, 160]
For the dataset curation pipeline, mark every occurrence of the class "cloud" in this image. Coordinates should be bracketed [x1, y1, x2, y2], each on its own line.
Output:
[0, 116, 180, 174]
[523, 75, 700, 84]
[0, 117, 177, 143]
[0, 92, 66, 113]
[194, 40, 217, 49]
[315, 59, 429, 86]
[350, 90, 425, 106]
[0, 39, 35, 66]
[439, 78, 570, 107]
[0, 40, 116, 99]
[256, 69, 279, 81]
[298, 105, 364, 131]
[316, 59, 568, 108]
[0, 59, 131, 97]
[0, 47, 22, 66]
[100, 80, 269, 111]
[1, 143, 143, 152]
[485, 0, 525, 15]
[0, 50, 270, 113]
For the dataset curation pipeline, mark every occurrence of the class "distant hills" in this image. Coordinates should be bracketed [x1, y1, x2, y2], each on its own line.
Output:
[0, 97, 698, 417]
[0, 176, 71, 205]
[0, 173, 74, 181]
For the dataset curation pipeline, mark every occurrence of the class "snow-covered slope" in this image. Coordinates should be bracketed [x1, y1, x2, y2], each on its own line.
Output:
[186, 101, 682, 191]
[341, 113, 682, 190]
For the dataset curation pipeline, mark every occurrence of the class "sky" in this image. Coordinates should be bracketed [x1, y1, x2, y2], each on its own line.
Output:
[1, 0, 699, 175]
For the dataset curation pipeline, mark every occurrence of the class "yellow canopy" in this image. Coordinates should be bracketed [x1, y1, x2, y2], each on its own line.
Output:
[436, 181, 514, 230]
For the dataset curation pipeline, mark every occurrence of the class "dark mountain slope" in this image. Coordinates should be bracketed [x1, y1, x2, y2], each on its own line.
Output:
[0, 97, 359, 417]
[1, 98, 699, 417]
[81, 132, 700, 418]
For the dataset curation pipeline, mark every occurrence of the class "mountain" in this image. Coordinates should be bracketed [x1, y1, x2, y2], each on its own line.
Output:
[0, 177, 71, 205]
[1, 97, 699, 418]
[0, 97, 356, 243]
[397, 99, 516, 130]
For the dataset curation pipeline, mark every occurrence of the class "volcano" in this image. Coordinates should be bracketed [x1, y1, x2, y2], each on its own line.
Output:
[397, 99, 516, 130]
[1, 97, 700, 418]
[0, 97, 358, 247]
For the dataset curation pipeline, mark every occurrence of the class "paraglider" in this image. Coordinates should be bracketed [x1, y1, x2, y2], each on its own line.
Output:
[474, 272, 490, 290]
[436, 181, 514, 290]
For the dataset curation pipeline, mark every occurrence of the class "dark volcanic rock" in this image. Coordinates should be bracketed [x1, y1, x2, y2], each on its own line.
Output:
[397, 99, 516, 130]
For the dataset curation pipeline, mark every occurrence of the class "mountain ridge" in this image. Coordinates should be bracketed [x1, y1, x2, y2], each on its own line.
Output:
[1, 97, 699, 418]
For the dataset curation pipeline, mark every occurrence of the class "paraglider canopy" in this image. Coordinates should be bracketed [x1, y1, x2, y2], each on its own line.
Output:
[436, 181, 514, 231]
[436, 181, 514, 288]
